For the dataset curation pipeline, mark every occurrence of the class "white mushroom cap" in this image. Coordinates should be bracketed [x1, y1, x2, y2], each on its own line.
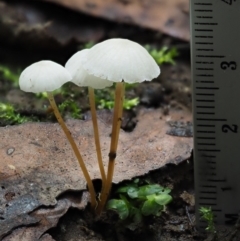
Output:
[19, 60, 72, 93]
[65, 49, 113, 89]
[82, 38, 160, 83]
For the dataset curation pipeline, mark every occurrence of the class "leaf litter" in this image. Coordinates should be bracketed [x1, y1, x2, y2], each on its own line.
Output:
[0, 106, 192, 240]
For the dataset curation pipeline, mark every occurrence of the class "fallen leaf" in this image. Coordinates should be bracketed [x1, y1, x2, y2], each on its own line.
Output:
[43, 0, 190, 41]
[0, 107, 192, 239]
[0, 2, 105, 49]
[1, 192, 89, 240]
[180, 191, 195, 206]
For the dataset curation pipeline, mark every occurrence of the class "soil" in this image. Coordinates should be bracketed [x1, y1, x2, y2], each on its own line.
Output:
[1, 1, 240, 241]
[48, 160, 198, 241]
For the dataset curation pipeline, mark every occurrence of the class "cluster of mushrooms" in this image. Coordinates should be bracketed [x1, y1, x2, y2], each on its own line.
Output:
[19, 38, 160, 214]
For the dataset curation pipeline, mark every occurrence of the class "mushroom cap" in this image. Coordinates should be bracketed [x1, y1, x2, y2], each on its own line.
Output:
[19, 60, 72, 93]
[65, 49, 113, 89]
[82, 38, 160, 83]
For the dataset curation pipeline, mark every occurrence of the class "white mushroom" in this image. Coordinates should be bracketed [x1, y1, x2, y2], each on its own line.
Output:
[65, 50, 114, 185]
[82, 38, 160, 83]
[65, 49, 113, 89]
[19, 60, 97, 209]
[83, 38, 161, 214]
[19, 60, 72, 93]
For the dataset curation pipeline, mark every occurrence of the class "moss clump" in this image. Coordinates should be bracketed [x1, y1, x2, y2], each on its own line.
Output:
[0, 102, 37, 126]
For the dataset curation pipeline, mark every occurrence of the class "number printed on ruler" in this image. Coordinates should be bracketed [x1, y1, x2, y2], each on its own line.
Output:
[191, 0, 240, 229]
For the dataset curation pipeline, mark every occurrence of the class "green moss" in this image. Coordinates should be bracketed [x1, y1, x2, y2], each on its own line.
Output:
[58, 99, 82, 119]
[145, 45, 179, 65]
[94, 83, 139, 110]
[98, 97, 139, 110]
[0, 65, 21, 87]
[0, 102, 36, 125]
[199, 206, 216, 234]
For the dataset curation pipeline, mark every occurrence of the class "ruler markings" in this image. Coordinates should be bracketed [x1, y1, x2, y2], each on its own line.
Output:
[196, 100, 215, 103]
[191, 0, 240, 228]
[198, 149, 220, 152]
[196, 74, 214, 76]
[196, 106, 215, 108]
[196, 87, 219, 90]
[196, 94, 214, 96]
[195, 23, 218, 25]
[199, 203, 217, 206]
[196, 118, 226, 121]
[207, 162, 217, 165]
[207, 179, 226, 182]
[196, 16, 213, 19]
[195, 42, 213, 45]
[195, 61, 214, 63]
[197, 131, 215, 133]
[194, 10, 213, 12]
[196, 112, 215, 115]
[197, 143, 216, 146]
[195, 36, 213, 38]
[197, 137, 215, 139]
[195, 42, 213, 46]
[200, 191, 217, 194]
[201, 185, 217, 188]
[195, 29, 213, 32]
[202, 154, 216, 157]
[197, 125, 216, 127]
[196, 81, 214, 83]
[196, 55, 224, 58]
[194, 3, 212, 5]
[199, 197, 217, 200]
[196, 49, 213, 51]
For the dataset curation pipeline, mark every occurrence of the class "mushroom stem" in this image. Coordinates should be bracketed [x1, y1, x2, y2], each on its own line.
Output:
[88, 87, 106, 186]
[96, 82, 125, 214]
[47, 92, 97, 209]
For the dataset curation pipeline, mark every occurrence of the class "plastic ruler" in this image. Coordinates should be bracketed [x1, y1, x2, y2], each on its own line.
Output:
[190, 0, 240, 229]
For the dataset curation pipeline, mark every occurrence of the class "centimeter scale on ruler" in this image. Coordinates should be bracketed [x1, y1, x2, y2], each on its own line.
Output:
[191, 0, 240, 229]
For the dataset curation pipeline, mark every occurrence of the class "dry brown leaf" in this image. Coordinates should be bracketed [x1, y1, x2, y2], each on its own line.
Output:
[0, 107, 192, 239]
[1, 192, 89, 240]
[43, 0, 190, 41]
[180, 191, 195, 206]
[0, 2, 104, 49]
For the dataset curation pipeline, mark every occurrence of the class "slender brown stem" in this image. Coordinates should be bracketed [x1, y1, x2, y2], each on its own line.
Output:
[88, 87, 106, 186]
[47, 92, 97, 209]
[96, 82, 125, 214]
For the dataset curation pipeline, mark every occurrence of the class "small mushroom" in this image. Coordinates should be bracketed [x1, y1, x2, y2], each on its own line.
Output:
[82, 38, 160, 214]
[19, 60, 97, 209]
[65, 49, 114, 186]
[65, 49, 113, 89]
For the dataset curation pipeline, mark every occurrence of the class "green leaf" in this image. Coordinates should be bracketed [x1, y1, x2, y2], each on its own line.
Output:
[116, 184, 137, 194]
[153, 194, 172, 206]
[130, 206, 142, 224]
[127, 186, 139, 199]
[162, 188, 171, 194]
[141, 199, 162, 216]
[116, 186, 129, 193]
[106, 199, 129, 220]
[119, 194, 131, 208]
[133, 178, 139, 184]
[138, 184, 164, 198]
